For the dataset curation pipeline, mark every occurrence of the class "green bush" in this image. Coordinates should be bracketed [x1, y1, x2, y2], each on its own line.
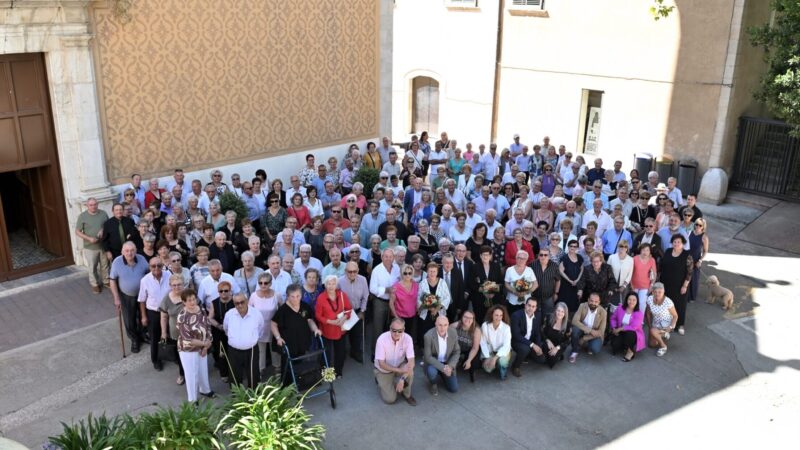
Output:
[46, 413, 126, 450]
[352, 167, 380, 199]
[218, 191, 250, 225]
[217, 378, 326, 450]
[134, 402, 221, 450]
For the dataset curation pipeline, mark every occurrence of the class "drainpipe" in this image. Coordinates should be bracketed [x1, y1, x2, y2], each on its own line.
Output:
[489, 0, 505, 144]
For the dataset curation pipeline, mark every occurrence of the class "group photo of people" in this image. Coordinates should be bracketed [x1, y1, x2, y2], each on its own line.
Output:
[73, 131, 712, 405]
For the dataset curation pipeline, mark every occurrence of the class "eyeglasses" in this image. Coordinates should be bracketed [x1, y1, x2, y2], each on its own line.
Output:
[694, 223, 703, 228]
[402, 271, 413, 276]
[645, 225, 654, 228]
[218, 289, 230, 293]
[347, 199, 355, 203]
[269, 199, 279, 203]
[332, 210, 342, 213]
[346, 270, 359, 274]
[258, 281, 271, 285]
[539, 254, 549, 257]
[125, 193, 134, 197]
[171, 259, 181, 263]
[390, 328, 404, 334]
[233, 301, 246, 306]
[150, 264, 163, 268]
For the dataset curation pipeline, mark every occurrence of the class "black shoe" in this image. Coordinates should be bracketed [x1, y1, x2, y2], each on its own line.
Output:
[154, 362, 163, 371]
[131, 341, 140, 353]
[200, 391, 217, 399]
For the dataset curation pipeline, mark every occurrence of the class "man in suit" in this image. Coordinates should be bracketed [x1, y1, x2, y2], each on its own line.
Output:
[569, 293, 608, 363]
[632, 218, 663, 260]
[440, 254, 465, 322]
[453, 244, 474, 311]
[403, 176, 424, 223]
[510, 298, 545, 377]
[102, 203, 137, 262]
[423, 315, 460, 396]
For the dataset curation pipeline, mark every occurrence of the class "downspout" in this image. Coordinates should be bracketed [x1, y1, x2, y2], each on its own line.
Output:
[489, 0, 505, 144]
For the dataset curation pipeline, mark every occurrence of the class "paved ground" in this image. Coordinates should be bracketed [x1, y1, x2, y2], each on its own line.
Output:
[1, 198, 799, 449]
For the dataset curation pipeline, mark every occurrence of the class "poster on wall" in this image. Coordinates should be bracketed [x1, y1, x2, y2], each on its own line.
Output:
[584, 107, 601, 155]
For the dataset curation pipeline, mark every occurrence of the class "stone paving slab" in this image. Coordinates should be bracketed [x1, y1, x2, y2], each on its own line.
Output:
[734, 201, 800, 255]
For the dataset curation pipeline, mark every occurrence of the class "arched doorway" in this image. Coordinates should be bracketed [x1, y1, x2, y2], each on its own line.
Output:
[411, 76, 439, 135]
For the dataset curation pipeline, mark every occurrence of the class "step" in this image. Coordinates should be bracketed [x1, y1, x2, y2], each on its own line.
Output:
[725, 190, 781, 210]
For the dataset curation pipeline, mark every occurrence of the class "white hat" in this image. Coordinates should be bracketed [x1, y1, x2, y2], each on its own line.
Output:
[379, 171, 389, 178]
[513, 133, 520, 139]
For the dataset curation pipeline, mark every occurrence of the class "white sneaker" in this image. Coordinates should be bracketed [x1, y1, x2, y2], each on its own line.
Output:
[664, 331, 671, 341]
[678, 327, 685, 336]
[657, 347, 668, 357]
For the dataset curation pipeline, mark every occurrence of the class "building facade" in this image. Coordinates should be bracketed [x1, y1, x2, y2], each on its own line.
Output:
[392, 0, 770, 200]
[0, 0, 392, 280]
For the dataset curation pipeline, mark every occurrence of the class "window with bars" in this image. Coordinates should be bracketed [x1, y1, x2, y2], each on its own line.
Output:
[511, 0, 544, 8]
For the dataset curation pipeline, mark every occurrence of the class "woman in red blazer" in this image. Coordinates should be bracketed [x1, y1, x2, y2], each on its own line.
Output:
[315, 275, 352, 377]
[609, 293, 645, 361]
[504, 228, 534, 268]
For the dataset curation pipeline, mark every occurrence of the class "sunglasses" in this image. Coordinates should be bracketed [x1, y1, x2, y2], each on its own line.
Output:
[270, 199, 279, 203]
[347, 199, 356, 203]
[218, 289, 230, 293]
[258, 281, 271, 285]
[233, 301, 246, 306]
[346, 270, 359, 274]
[332, 210, 342, 213]
[402, 272, 413, 276]
[150, 264, 163, 268]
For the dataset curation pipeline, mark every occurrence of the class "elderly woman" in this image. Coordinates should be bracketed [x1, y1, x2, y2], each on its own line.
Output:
[688, 218, 709, 303]
[249, 272, 281, 377]
[276, 228, 299, 259]
[207, 202, 225, 231]
[607, 239, 634, 305]
[315, 275, 353, 378]
[609, 293, 645, 362]
[209, 231, 237, 274]
[234, 251, 264, 298]
[369, 234, 383, 270]
[429, 214, 445, 242]
[139, 232, 157, 260]
[270, 178, 288, 208]
[233, 219, 258, 256]
[186, 196, 205, 222]
[480, 305, 512, 380]
[646, 282, 678, 357]
[457, 163, 476, 194]
[540, 164, 557, 197]
[578, 251, 618, 306]
[510, 185, 533, 220]
[167, 251, 191, 288]
[287, 193, 311, 232]
[504, 228, 534, 268]
[304, 186, 324, 221]
[490, 226, 507, 265]
[176, 289, 215, 402]
[415, 219, 437, 255]
[298, 268, 323, 311]
[631, 243, 657, 312]
[221, 211, 241, 247]
[448, 147, 467, 177]
[161, 224, 189, 266]
[389, 263, 421, 344]
[533, 197, 555, 232]
[504, 250, 538, 315]
[542, 302, 571, 369]
[660, 234, 693, 335]
[343, 182, 367, 210]
[451, 310, 482, 382]
[412, 190, 435, 231]
[189, 246, 210, 289]
[547, 232, 565, 265]
[418, 262, 452, 339]
[160, 274, 186, 385]
[171, 203, 189, 227]
[579, 221, 604, 253]
[448, 212, 471, 245]
[263, 193, 288, 244]
[342, 194, 363, 220]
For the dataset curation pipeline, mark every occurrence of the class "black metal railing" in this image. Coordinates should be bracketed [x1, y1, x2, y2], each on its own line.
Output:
[731, 117, 800, 201]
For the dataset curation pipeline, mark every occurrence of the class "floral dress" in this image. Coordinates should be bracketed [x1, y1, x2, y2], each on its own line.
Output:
[177, 309, 211, 353]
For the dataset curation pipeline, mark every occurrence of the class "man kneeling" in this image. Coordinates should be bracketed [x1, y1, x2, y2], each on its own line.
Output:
[510, 297, 545, 377]
[423, 316, 460, 396]
[374, 318, 417, 406]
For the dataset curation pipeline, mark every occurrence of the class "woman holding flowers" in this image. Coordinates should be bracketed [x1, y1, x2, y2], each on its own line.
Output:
[389, 264, 421, 345]
[473, 245, 504, 324]
[504, 250, 538, 315]
[418, 262, 452, 340]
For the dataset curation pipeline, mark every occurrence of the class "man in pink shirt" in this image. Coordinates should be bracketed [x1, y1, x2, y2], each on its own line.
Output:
[374, 317, 416, 406]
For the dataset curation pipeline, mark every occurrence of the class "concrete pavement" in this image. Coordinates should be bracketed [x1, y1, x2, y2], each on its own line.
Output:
[0, 197, 798, 449]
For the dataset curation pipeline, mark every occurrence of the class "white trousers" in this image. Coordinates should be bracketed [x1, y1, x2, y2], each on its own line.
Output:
[635, 289, 649, 313]
[179, 351, 211, 402]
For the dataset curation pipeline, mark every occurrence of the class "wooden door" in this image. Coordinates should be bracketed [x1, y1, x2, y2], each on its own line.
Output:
[412, 76, 439, 135]
[0, 53, 72, 280]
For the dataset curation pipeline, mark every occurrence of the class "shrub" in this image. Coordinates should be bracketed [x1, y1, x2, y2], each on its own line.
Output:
[352, 167, 380, 199]
[46, 413, 127, 450]
[217, 378, 326, 450]
[218, 191, 250, 224]
[134, 402, 221, 450]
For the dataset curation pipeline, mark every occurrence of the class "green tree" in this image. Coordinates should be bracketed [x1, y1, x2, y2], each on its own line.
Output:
[750, 0, 800, 135]
[650, 0, 675, 20]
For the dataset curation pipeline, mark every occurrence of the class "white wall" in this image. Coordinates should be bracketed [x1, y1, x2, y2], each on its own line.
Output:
[391, 0, 498, 146]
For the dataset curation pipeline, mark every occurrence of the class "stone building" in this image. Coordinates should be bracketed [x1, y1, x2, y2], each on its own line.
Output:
[392, 0, 770, 202]
[0, 0, 392, 280]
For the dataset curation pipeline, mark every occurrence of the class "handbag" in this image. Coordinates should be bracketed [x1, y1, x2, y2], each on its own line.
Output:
[158, 339, 178, 362]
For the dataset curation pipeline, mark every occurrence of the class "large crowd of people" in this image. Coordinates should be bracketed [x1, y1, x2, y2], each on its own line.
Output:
[74, 132, 711, 405]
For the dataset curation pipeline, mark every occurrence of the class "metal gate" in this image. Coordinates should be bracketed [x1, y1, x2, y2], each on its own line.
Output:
[731, 117, 800, 201]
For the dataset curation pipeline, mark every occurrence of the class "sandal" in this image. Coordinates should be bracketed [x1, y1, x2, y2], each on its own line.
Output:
[176, 375, 185, 386]
[622, 351, 636, 362]
[656, 347, 668, 357]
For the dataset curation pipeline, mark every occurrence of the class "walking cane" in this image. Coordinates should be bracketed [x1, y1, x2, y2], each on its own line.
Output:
[117, 308, 127, 358]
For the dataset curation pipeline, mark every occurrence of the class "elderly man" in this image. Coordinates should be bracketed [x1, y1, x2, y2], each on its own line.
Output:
[369, 248, 400, 344]
[445, 179, 467, 212]
[109, 241, 149, 353]
[294, 244, 323, 279]
[423, 316, 460, 395]
[569, 292, 607, 363]
[481, 208, 499, 236]
[280, 254, 303, 286]
[102, 203, 137, 261]
[377, 208, 409, 242]
[632, 218, 664, 259]
[583, 181, 610, 211]
[339, 158, 356, 195]
[287, 175, 307, 200]
[197, 183, 219, 215]
[338, 262, 369, 362]
[666, 177, 686, 207]
[506, 208, 533, 238]
[224, 293, 264, 388]
[119, 173, 146, 205]
[378, 136, 393, 163]
[440, 254, 466, 322]
[583, 199, 613, 237]
[322, 247, 346, 279]
[405, 235, 428, 264]
[464, 202, 483, 232]
[320, 181, 342, 219]
[658, 213, 690, 252]
[643, 171, 660, 196]
[587, 158, 605, 184]
[374, 318, 416, 406]
[510, 298, 545, 377]
[602, 216, 634, 259]
[481, 143, 501, 179]
[403, 177, 424, 220]
[555, 200, 582, 233]
[197, 259, 241, 307]
[439, 205, 456, 236]
[609, 186, 634, 217]
[531, 248, 561, 316]
[75, 197, 110, 293]
[138, 257, 170, 371]
[361, 200, 385, 240]
[489, 182, 511, 218]
[207, 281, 235, 381]
[473, 185, 496, 217]
[210, 231, 237, 274]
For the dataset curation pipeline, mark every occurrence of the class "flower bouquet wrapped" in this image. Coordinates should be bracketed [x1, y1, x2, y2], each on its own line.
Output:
[479, 280, 501, 307]
[514, 278, 532, 302]
[420, 293, 442, 312]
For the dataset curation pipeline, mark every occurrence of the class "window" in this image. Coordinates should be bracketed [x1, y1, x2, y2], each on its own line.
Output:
[577, 89, 604, 155]
[511, 0, 544, 8]
[448, 0, 478, 6]
[411, 76, 439, 135]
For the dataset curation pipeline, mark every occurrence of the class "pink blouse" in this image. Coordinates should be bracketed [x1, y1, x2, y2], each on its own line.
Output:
[631, 255, 657, 290]
[392, 281, 420, 319]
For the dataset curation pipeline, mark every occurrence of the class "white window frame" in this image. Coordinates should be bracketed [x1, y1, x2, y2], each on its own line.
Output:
[510, 0, 545, 10]
[448, 0, 479, 8]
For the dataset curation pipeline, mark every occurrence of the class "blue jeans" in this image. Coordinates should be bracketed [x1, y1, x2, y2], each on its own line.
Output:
[425, 363, 459, 392]
[571, 328, 602, 354]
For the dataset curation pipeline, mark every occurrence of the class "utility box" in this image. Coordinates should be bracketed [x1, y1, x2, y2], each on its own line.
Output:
[678, 158, 699, 196]
[634, 153, 654, 178]
[656, 156, 674, 183]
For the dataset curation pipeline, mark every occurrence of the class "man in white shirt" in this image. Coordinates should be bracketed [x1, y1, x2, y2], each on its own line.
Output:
[483, 209, 501, 236]
[286, 175, 307, 201]
[481, 144, 501, 179]
[138, 257, 171, 371]
[509, 133, 523, 157]
[562, 162, 580, 199]
[223, 292, 264, 388]
[197, 259, 241, 307]
[445, 179, 467, 212]
[197, 184, 220, 215]
[506, 208, 532, 238]
[464, 203, 483, 232]
[267, 255, 293, 299]
[489, 182, 510, 218]
[273, 217, 305, 247]
[510, 298, 545, 377]
[569, 293, 607, 363]
[165, 169, 192, 198]
[439, 205, 456, 236]
[501, 164, 521, 185]
[582, 199, 613, 237]
[473, 186, 495, 217]
[378, 136, 393, 164]
[609, 186, 634, 217]
[369, 249, 400, 349]
[294, 244, 323, 279]
[666, 177, 686, 207]
[382, 150, 402, 177]
[423, 316, 460, 395]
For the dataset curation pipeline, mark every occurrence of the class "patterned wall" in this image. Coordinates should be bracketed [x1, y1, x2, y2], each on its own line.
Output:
[92, 0, 380, 183]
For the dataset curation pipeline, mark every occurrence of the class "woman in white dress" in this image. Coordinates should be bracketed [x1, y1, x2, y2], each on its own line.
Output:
[248, 272, 282, 376]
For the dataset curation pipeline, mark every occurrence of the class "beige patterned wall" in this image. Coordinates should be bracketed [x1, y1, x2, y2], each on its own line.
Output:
[91, 0, 380, 183]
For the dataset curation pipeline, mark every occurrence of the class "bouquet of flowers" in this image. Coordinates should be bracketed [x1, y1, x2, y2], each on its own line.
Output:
[420, 293, 442, 312]
[479, 280, 501, 307]
[514, 278, 532, 302]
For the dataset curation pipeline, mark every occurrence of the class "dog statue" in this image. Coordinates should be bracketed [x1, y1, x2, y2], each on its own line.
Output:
[706, 275, 733, 310]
